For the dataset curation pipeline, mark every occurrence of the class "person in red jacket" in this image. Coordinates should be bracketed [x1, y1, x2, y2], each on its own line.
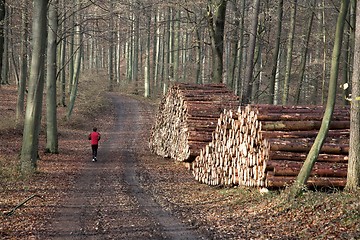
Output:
[88, 127, 101, 162]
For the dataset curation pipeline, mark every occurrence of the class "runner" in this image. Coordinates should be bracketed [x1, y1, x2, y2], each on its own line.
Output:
[88, 127, 101, 161]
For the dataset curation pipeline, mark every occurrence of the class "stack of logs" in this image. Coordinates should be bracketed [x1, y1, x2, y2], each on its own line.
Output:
[149, 83, 239, 162]
[192, 104, 350, 188]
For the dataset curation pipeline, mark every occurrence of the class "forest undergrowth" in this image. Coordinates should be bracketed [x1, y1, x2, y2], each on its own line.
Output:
[0, 74, 359, 239]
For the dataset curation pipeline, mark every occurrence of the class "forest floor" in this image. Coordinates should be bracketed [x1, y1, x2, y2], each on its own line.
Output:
[0, 78, 360, 239]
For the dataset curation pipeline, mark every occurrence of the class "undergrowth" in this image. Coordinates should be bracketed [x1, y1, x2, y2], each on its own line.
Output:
[0, 156, 21, 184]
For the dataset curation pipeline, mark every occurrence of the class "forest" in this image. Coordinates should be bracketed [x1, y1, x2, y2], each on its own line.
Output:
[1, 0, 360, 238]
[1, 1, 352, 102]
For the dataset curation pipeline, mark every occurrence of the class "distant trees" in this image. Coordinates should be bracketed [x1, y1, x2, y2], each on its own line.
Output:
[1, 0, 352, 103]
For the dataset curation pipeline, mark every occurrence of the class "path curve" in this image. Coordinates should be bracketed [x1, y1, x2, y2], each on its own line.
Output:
[43, 94, 205, 240]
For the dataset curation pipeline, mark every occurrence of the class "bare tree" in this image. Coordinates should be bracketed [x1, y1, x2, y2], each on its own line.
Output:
[20, 0, 48, 175]
[289, 0, 350, 198]
[282, 0, 297, 105]
[268, 0, 284, 104]
[346, 0, 360, 192]
[241, 0, 260, 104]
[0, 0, 5, 85]
[16, 0, 29, 120]
[46, 0, 59, 153]
[207, 0, 227, 83]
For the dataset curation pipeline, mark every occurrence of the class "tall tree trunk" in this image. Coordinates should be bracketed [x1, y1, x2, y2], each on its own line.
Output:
[228, 0, 240, 91]
[132, 9, 139, 93]
[236, 0, 246, 97]
[289, 0, 350, 198]
[168, 7, 174, 81]
[163, 8, 171, 94]
[1, 4, 9, 85]
[173, 10, 180, 82]
[67, 0, 82, 120]
[16, 0, 29, 121]
[144, 13, 151, 98]
[108, 0, 115, 91]
[59, 0, 67, 107]
[342, 0, 356, 105]
[153, 9, 161, 90]
[282, 0, 297, 105]
[295, 0, 315, 104]
[20, 0, 48, 175]
[0, 0, 5, 85]
[346, 0, 360, 192]
[116, 20, 122, 84]
[68, 0, 75, 95]
[126, 29, 133, 81]
[195, 25, 203, 84]
[241, 0, 260, 104]
[181, 31, 189, 82]
[46, 0, 59, 154]
[310, 0, 325, 104]
[268, 0, 283, 104]
[320, 0, 327, 104]
[207, 0, 227, 83]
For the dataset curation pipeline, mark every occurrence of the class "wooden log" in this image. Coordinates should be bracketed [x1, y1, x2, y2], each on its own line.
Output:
[269, 151, 349, 163]
[261, 120, 349, 131]
[266, 160, 348, 178]
[256, 112, 350, 121]
[249, 104, 350, 113]
[268, 139, 349, 154]
[262, 130, 349, 139]
[266, 173, 346, 188]
[190, 102, 349, 189]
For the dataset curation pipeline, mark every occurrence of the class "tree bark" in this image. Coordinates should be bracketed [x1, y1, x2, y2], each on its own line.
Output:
[282, 0, 297, 105]
[46, 0, 59, 153]
[67, 0, 82, 120]
[108, 0, 115, 91]
[346, 0, 360, 192]
[59, 0, 67, 107]
[0, 0, 5, 84]
[144, 13, 151, 98]
[207, 0, 227, 84]
[241, 0, 260, 104]
[295, 0, 315, 104]
[20, 0, 48, 175]
[268, 0, 283, 104]
[16, 0, 29, 121]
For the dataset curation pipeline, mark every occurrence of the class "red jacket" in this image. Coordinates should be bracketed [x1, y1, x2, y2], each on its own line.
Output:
[89, 132, 101, 145]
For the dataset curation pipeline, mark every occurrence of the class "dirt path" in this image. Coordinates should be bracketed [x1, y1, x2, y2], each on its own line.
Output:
[42, 94, 205, 239]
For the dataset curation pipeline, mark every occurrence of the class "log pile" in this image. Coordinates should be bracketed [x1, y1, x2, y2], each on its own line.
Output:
[149, 83, 239, 162]
[192, 104, 350, 188]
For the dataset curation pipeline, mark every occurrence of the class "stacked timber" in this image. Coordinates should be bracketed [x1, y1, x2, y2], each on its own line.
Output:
[192, 104, 350, 188]
[149, 83, 239, 162]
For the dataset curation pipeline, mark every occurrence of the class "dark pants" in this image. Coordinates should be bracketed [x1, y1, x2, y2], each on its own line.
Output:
[91, 144, 98, 159]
